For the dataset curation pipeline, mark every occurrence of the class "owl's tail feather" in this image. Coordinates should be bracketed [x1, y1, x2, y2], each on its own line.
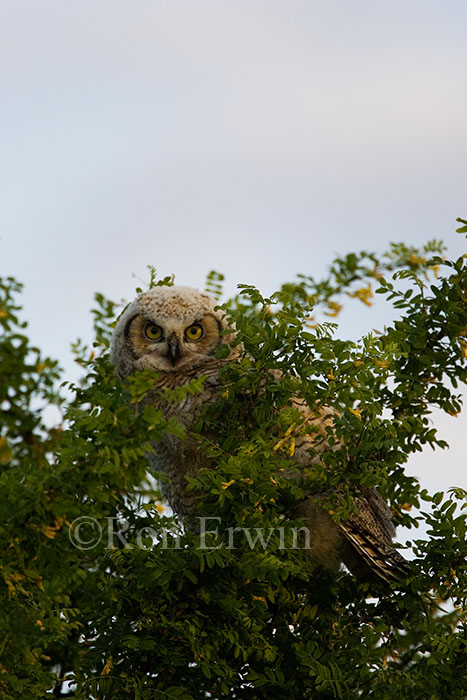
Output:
[339, 522, 411, 584]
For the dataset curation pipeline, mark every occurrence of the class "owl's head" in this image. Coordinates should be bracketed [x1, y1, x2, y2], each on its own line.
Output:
[111, 286, 233, 379]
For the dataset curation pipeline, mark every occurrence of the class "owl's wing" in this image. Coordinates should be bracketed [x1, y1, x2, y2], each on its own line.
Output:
[338, 488, 411, 583]
[286, 397, 410, 583]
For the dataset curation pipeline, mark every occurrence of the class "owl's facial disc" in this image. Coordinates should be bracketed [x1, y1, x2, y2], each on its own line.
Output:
[125, 313, 221, 373]
[111, 286, 235, 380]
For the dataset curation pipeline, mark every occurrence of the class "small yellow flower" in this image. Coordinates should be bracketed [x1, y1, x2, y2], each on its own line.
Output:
[350, 285, 374, 306]
[369, 266, 383, 280]
[375, 359, 389, 369]
[101, 657, 113, 676]
[409, 253, 426, 266]
[4, 572, 24, 596]
[325, 301, 343, 317]
[42, 527, 57, 539]
[349, 407, 362, 419]
[42, 517, 65, 539]
[273, 422, 296, 452]
[221, 479, 235, 490]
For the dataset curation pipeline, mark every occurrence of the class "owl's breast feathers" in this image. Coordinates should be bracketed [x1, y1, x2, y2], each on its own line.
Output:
[144, 363, 224, 520]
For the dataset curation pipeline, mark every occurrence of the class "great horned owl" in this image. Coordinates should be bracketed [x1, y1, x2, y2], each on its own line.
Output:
[111, 285, 409, 583]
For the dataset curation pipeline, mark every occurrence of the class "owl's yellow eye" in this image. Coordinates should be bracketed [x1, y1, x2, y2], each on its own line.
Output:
[144, 323, 163, 341]
[185, 324, 204, 341]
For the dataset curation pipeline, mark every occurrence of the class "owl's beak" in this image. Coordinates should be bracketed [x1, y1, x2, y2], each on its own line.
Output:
[167, 333, 181, 366]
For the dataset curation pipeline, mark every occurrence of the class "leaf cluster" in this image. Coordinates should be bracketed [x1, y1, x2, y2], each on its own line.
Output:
[0, 228, 466, 698]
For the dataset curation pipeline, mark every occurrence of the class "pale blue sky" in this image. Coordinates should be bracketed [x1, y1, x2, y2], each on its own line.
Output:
[1, 1, 466, 499]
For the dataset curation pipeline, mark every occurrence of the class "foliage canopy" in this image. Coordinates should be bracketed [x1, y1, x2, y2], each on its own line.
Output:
[0, 220, 466, 699]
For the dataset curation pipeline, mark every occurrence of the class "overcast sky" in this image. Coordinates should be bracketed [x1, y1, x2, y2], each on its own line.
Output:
[1, 1, 466, 503]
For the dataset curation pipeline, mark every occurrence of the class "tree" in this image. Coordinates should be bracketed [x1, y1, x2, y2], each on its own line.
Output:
[0, 221, 466, 699]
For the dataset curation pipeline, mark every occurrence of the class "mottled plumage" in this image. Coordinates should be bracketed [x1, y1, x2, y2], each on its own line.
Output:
[111, 285, 409, 583]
